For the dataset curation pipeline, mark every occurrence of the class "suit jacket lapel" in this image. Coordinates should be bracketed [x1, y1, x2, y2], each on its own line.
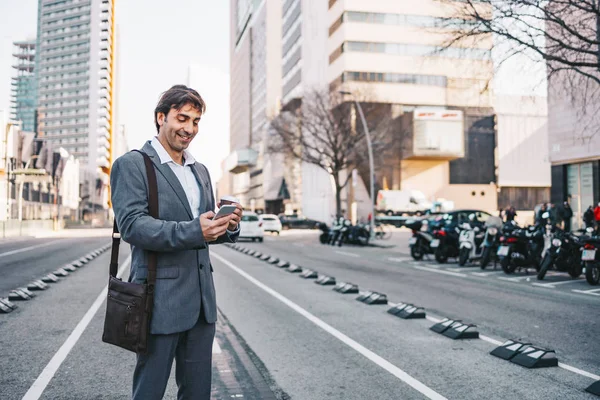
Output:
[142, 142, 194, 220]
[191, 163, 212, 212]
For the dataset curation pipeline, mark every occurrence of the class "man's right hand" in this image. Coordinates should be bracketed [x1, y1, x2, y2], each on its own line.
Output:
[200, 211, 232, 242]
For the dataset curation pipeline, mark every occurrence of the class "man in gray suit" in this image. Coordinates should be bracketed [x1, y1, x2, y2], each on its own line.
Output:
[110, 85, 241, 400]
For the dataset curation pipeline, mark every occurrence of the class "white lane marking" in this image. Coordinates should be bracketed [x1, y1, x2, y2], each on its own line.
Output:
[0, 240, 62, 258]
[558, 363, 600, 380]
[22, 255, 132, 400]
[531, 283, 556, 289]
[414, 266, 467, 278]
[532, 279, 585, 289]
[421, 312, 600, 380]
[212, 340, 222, 354]
[335, 250, 360, 258]
[572, 289, 600, 296]
[446, 267, 477, 272]
[497, 276, 526, 283]
[212, 252, 447, 400]
[471, 272, 492, 277]
[388, 257, 411, 263]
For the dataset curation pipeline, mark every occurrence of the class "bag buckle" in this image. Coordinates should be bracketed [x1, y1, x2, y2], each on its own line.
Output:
[112, 232, 121, 239]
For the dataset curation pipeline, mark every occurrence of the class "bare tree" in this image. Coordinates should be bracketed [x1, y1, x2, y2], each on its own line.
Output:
[437, 0, 600, 144]
[268, 89, 394, 219]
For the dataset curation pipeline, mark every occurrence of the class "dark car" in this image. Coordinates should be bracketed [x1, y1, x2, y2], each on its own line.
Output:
[279, 214, 322, 230]
[432, 209, 492, 230]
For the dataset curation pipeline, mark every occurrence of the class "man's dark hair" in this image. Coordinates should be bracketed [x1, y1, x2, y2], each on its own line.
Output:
[154, 85, 206, 132]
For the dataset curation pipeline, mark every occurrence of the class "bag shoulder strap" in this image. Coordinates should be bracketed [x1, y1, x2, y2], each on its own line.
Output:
[110, 150, 159, 289]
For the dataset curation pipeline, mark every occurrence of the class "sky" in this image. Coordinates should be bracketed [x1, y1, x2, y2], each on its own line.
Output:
[0, 0, 231, 183]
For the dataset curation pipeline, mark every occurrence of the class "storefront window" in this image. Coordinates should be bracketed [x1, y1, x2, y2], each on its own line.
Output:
[567, 162, 594, 230]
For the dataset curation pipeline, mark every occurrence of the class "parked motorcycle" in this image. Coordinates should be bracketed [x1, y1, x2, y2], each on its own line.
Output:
[581, 234, 600, 285]
[536, 229, 583, 280]
[346, 224, 370, 246]
[318, 222, 330, 244]
[406, 218, 435, 260]
[431, 226, 461, 264]
[457, 222, 486, 266]
[497, 224, 545, 274]
[480, 217, 505, 269]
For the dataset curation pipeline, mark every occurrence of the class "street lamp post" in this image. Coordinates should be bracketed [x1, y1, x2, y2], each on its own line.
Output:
[339, 91, 376, 239]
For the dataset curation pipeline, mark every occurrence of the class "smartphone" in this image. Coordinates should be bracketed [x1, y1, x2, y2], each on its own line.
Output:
[212, 204, 237, 220]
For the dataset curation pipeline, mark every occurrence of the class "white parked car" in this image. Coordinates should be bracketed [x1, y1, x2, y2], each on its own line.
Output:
[240, 212, 264, 242]
[259, 214, 282, 234]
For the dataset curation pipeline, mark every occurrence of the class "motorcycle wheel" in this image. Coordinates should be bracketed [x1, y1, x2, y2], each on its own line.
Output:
[568, 262, 583, 279]
[319, 234, 328, 244]
[435, 247, 448, 264]
[586, 263, 600, 285]
[458, 248, 469, 266]
[480, 246, 492, 269]
[501, 256, 516, 274]
[537, 254, 553, 280]
[410, 242, 424, 260]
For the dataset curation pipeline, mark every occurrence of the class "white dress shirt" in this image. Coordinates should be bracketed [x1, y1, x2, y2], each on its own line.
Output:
[151, 137, 238, 233]
[151, 137, 201, 218]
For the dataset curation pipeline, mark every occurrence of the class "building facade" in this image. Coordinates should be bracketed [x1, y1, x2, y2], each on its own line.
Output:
[35, 0, 117, 214]
[224, 0, 551, 220]
[226, 0, 282, 213]
[10, 40, 38, 133]
[328, 0, 498, 213]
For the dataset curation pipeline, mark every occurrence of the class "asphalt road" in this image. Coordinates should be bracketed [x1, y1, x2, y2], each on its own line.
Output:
[212, 230, 599, 399]
[0, 228, 598, 399]
[0, 229, 282, 400]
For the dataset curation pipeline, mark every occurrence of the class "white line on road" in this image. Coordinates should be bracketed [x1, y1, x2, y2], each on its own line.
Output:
[335, 250, 360, 258]
[532, 279, 585, 289]
[531, 283, 556, 289]
[414, 266, 467, 278]
[421, 311, 600, 380]
[212, 252, 447, 400]
[446, 267, 477, 272]
[22, 255, 132, 400]
[471, 272, 492, 277]
[0, 240, 62, 258]
[572, 289, 600, 296]
[558, 363, 600, 380]
[388, 257, 411, 263]
[497, 276, 527, 283]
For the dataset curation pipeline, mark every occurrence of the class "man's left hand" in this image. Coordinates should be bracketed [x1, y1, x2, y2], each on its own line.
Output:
[226, 203, 243, 231]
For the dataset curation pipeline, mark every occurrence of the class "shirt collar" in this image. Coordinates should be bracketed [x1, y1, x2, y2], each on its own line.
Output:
[151, 137, 196, 166]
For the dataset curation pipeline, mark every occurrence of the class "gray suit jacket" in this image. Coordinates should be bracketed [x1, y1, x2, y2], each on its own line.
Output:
[110, 141, 238, 334]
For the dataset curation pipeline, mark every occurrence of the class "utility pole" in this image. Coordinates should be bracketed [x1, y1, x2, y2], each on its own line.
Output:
[339, 91, 376, 239]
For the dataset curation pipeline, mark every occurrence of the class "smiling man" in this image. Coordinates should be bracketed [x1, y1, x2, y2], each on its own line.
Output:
[110, 85, 243, 399]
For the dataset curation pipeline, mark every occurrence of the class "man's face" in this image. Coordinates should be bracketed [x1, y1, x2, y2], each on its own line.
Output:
[156, 103, 201, 153]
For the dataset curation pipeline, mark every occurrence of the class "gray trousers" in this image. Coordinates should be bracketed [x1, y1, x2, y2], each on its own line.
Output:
[132, 313, 216, 400]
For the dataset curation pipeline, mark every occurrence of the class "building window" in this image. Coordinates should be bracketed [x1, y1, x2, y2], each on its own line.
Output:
[333, 11, 478, 31]
[342, 41, 490, 60]
[329, 13, 343, 36]
[329, 44, 344, 64]
[340, 71, 447, 87]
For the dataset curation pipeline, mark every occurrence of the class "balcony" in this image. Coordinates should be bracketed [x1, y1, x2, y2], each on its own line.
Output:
[225, 148, 258, 174]
[401, 109, 465, 161]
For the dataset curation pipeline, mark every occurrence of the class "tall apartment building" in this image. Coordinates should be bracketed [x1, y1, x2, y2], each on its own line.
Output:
[327, 0, 499, 212]
[226, 0, 282, 213]
[10, 40, 37, 133]
[226, 0, 549, 220]
[35, 0, 117, 212]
